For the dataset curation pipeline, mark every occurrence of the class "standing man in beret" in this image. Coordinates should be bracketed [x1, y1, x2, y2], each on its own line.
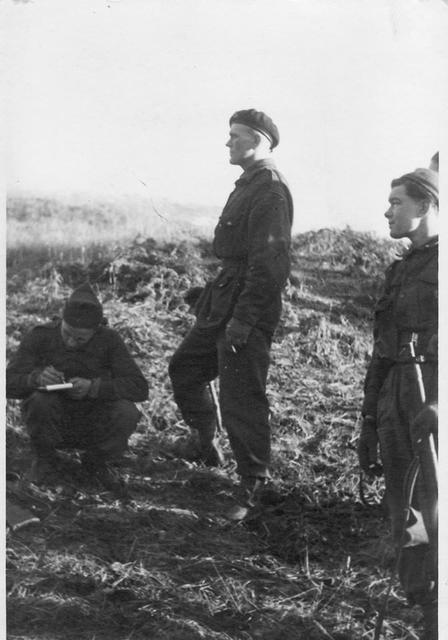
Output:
[169, 108, 293, 518]
[7, 282, 149, 491]
[358, 168, 438, 639]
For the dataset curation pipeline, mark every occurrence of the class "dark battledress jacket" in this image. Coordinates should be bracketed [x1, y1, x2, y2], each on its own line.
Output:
[361, 239, 438, 604]
[195, 158, 294, 333]
[362, 239, 438, 418]
[6, 319, 149, 402]
[168, 159, 293, 478]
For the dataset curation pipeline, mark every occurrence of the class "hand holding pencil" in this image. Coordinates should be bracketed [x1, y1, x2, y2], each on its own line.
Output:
[37, 365, 65, 387]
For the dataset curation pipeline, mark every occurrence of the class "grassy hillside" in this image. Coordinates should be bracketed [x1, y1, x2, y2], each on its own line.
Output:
[5, 197, 419, 640]
[6, 194, 220, 272]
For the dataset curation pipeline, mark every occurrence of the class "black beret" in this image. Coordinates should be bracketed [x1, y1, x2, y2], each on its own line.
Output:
[63, 282, 103, 329]
[229, 109, 279, 149]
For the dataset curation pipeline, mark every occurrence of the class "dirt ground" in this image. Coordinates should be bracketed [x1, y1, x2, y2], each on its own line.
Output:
[5, 229, 424, 639]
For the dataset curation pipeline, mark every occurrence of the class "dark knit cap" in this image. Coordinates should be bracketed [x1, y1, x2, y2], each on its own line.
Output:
[393, 168, 438, 202]
[63, 283, 103, 329]
[229, 109, 279, 149]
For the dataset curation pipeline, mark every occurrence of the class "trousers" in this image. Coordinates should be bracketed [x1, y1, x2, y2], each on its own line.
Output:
[376, 362, 437, 606]
[169, 324, 272, 478]
[22, 391, 140, 461]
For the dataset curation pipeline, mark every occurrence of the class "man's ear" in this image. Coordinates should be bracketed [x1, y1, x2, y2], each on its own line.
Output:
[251, 130, 262, 148]
[418, 200, 431, 217]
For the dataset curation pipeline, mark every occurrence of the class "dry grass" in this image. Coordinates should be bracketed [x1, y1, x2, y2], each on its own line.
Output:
[6, 197, 422, 640]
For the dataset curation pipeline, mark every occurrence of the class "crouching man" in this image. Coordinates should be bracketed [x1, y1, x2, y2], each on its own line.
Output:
[6, 282, 149, 491]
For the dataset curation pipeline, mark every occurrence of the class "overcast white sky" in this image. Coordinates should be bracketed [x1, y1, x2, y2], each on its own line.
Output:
[2, 0, 447, 235]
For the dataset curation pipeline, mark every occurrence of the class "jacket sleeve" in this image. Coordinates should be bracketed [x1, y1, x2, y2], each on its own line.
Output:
[361, 349, 394, 419]
[231, 185, 292, 327]
[361, 265, 396, 419]
[93, 332, 149, 402]
[6, 331, 44, 399]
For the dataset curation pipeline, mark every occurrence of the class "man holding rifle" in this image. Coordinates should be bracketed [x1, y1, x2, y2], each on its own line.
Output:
[358, 167, 438, 639]
[7, 283, 148, 491]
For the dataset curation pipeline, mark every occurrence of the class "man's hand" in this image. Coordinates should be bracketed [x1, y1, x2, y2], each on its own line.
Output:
[37, 365, 65, 386]
[67, 377, 92, 400]
[225, 318, 252, 352]
[358, 416, 382, 476]
[411, 403, 438, 448]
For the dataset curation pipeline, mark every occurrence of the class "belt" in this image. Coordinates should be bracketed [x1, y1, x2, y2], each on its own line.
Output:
[396, 341, 437, 364]
[396, 352, 436, 364]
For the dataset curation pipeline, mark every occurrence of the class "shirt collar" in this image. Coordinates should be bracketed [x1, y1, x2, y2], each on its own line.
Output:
[235, 158, 277, 186]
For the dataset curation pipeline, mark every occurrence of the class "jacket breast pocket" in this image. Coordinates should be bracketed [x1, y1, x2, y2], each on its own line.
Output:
[416, 269, 438, 327]
[374, 294, 393, 325]
[395, 267, 438, 329]
[214, 211, 248, 257]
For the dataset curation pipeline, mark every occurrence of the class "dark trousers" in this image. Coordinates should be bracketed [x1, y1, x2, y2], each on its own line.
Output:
[169, 324, 272, 478]
[22, 391, 140, 461]
[377, 362, 437, 607]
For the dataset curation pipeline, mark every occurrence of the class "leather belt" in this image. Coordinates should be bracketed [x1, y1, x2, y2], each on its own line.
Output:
[396, 344, 436, 364]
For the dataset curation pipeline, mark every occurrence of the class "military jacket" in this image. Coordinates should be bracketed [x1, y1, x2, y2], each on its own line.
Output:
[6, 319, 149, 402]
[196, 159, 293, 332]
[362, 240, 438, 417]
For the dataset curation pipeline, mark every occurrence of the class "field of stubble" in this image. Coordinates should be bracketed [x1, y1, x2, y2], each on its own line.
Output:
[5, 196, 421, 640]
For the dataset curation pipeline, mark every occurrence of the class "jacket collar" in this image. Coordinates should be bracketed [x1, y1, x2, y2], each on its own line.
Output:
[235, 158, 277, 186]
[403, 236, 438, 259]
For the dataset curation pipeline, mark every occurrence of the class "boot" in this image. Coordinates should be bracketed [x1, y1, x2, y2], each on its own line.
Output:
[172, 427, 223, 467]
[225, 476, 266, 521]
[421, 601, 437, 640]
[196, 425, 224, 467]
[198, 437, 224, 467]
[81, 451, 127, 496]
[28, 452, 61, 486]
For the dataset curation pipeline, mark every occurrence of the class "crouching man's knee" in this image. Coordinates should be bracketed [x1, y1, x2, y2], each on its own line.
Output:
[109, 399, 142, 437]
[92, 400, 142, 460]
[22, 391, 64, 420]
[21, 391, 65, 450]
